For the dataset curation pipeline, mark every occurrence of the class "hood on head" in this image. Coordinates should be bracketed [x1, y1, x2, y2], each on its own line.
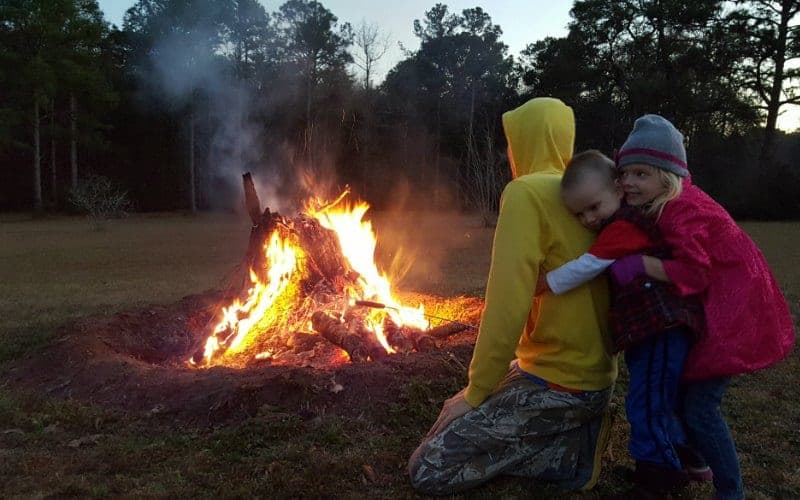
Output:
[502, 97, 575, 178]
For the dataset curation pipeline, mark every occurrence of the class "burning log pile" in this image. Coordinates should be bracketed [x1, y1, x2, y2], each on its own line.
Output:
[190, 174, 474, 368]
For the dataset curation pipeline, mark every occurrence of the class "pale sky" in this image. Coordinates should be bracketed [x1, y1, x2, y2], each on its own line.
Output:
[98, 0, 573, 77]
[98, 0, 798, 131]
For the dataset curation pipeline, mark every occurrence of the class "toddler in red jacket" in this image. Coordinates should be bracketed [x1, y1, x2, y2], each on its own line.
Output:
[545, 150, 705, 498]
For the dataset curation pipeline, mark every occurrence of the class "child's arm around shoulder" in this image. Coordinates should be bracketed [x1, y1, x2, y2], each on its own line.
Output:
[546, 219, 651, 294]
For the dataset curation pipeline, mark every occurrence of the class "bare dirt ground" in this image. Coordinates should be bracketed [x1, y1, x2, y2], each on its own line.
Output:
[4, 291, 484, 426]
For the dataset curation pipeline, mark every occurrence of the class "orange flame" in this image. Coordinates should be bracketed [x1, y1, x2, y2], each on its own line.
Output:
[306, 196, 429, 341]
[198, 232, 305, 365]
[194, 190, 427, 366]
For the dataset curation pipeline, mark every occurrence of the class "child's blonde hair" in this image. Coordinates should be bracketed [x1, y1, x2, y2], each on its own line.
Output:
[643, 168, 683, 219]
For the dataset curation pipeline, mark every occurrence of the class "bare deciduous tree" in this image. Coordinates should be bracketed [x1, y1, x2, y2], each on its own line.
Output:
[464, 122, 508, 227]
[352, 20, 391, 90]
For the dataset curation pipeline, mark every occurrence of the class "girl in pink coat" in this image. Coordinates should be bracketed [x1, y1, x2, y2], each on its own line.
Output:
[611, 114, 796, 500]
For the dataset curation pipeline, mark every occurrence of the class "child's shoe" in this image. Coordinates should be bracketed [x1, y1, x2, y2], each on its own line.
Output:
[676, 444, 714, 482]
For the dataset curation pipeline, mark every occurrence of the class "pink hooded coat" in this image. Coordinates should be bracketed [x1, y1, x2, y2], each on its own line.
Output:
[658, 178, 796, 381]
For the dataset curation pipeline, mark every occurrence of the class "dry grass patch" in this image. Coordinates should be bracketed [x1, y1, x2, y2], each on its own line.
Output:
[1, 214, 249, 332]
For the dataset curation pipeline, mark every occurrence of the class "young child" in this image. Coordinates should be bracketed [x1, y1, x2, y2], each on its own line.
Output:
[612, 114, 796, 500]
[544, 149, 706, 498]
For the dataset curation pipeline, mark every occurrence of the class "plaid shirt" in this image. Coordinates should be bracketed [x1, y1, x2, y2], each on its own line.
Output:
[606, 207, 705, 352]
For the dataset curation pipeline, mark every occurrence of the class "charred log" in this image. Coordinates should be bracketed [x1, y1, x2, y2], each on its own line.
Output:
[350, 317, 388, 361]
[414, 333, 437, 352]
[243, 172, 263, 225]
[409, 321, 472, 351]
[242, 173, 279, 267]
[293, 216, 354, 289]
[287, 331, 327, 352]
[311, 311, 370, 362]
[425, 322, 471, 339]
[399, 326, 436, 353]
[384, 319, 437, 353]
[383, 318, 415, 353]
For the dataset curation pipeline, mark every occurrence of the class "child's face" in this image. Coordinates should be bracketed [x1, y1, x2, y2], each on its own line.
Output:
[562, 178, 623, 231]
[619, 163, 666, 206]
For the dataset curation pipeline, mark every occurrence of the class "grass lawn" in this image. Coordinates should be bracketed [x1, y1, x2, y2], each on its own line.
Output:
[0, 212, 797, 498]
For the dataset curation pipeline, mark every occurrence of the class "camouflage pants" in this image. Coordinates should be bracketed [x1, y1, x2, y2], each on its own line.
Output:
[408, 369, 613, 496]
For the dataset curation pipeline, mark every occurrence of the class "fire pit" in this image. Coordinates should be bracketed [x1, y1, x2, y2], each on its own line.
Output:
[4, 175, 483, 424]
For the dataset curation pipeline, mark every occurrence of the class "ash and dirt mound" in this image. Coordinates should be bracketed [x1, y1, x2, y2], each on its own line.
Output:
[5, 291, 483, 426]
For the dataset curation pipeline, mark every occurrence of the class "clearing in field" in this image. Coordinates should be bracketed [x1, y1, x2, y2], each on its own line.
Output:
[1, 211, 797, 498]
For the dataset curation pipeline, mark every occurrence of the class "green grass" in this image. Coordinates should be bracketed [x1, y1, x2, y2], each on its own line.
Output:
[0, 213, 250, 359]
[0, 213, 797, 498]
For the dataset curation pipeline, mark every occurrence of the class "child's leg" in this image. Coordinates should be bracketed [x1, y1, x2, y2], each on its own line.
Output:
[624, 327, 690, 469]
[672, 386, 714, 481]
[680, 378, 744, 500]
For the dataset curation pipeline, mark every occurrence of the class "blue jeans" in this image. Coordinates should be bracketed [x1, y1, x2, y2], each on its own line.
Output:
[678, 378, 744, 500]
[625, 327, 690, 469]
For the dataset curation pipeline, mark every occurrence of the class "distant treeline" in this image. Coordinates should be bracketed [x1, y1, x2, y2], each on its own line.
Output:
[1, 0, 798, 219]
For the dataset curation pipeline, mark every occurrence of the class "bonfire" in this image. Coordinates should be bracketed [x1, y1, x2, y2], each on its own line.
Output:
[190, 174, 473, 368]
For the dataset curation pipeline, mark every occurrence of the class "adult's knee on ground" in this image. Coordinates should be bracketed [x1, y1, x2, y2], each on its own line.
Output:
[408, 472, 451, 496]
[407, 441, 474, 496]
[408, 443, 442, 495]
[407, 459, 457, 497]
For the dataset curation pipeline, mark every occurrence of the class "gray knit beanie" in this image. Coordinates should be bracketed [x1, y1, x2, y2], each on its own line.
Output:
[616, 114, 688, 177]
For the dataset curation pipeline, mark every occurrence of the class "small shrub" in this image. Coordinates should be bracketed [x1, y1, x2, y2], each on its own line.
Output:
[69, 175, 132, 230]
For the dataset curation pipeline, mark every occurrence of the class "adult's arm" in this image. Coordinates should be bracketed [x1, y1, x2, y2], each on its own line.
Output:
[463, 180, 548, 408]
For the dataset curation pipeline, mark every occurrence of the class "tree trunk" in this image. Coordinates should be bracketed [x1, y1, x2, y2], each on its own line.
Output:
[655, 3, 674, 108]
[305, 58, 315, 166]
[236, 79, 243, 174]
[402, 118, 409, 170]
[468, 81, 475, 141]
[434, 98, 441, 206]
[189, 104, 197, 213]
[760, 4, 792, 166]
[33, 99, 42, 213]
[306, 59, 313, 130]
[464, 81, 476, 209]
[361, 90, 373, 194]
[50, 97, 57, 206]
[70, 93, 78, 190]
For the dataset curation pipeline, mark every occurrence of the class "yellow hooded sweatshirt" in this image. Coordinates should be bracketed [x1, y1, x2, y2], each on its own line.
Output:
[464, 98, 617, 407]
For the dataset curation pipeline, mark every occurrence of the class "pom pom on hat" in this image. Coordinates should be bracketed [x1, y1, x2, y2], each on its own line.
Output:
[616, 114, 688, 177]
